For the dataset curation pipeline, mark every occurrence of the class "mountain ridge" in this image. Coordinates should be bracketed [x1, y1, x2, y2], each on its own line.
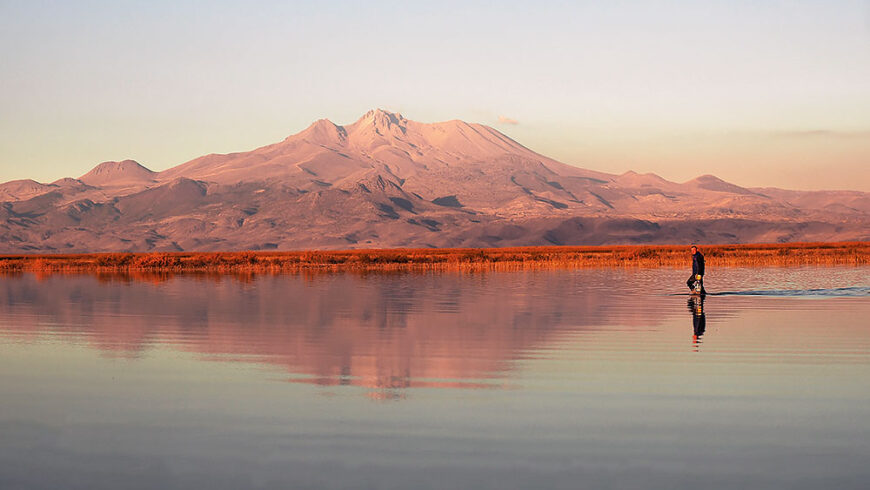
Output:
[79, 159, 156, 187]
[1, 109, 867, 252]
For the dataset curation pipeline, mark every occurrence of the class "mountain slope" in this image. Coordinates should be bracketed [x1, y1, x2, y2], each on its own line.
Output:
[79, 160, 156, 187]
[1, 109, 867, 253]
[0, 179, 55, 201]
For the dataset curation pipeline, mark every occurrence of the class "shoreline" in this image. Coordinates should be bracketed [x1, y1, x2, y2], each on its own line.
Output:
[0, 242, 867, 274]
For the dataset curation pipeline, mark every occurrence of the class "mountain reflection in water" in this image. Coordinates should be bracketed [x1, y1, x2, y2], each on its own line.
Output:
[0, 271, 676, 395]
[2, 267, 870, 489]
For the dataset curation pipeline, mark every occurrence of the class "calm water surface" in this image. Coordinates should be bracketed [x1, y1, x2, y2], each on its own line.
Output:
[1, 266, 868, 489]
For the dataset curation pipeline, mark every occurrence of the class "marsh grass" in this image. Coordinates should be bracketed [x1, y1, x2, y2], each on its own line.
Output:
[0, 242, 866, 276]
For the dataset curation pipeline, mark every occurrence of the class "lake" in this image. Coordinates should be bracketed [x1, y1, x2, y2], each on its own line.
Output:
[1, 266, 868, 489]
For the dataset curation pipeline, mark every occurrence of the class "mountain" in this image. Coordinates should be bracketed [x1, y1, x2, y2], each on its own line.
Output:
[1, 109, 868, 253]
[79, 159, 156, 187]
[0, 179, 54, 202]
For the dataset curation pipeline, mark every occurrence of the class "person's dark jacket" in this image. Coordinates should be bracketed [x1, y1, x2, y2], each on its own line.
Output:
[692, 252, 705, 276]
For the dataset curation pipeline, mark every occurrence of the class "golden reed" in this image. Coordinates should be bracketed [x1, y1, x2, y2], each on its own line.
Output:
[0, 242, 867, 274]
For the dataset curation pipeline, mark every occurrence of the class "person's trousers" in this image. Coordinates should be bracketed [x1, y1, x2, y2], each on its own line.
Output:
[687, 274, 705, 292]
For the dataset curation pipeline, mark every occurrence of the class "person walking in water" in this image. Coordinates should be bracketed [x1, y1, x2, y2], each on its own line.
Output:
[687, 245, 707, 295]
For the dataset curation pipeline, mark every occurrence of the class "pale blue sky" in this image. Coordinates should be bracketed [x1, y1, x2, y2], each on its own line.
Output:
[1, 0, 869, 189]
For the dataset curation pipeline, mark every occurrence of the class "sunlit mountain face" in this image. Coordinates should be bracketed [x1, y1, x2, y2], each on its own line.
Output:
[2, 109, 868, 252]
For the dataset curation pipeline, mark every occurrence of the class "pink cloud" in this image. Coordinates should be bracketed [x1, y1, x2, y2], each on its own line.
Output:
[497, 115, 519, 125]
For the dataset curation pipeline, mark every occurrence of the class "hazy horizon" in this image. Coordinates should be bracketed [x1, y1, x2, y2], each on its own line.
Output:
[2, 1, 869, 191]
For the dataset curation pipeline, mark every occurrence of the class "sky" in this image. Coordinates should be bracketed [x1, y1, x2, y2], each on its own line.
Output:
[1, 0, 869, 191]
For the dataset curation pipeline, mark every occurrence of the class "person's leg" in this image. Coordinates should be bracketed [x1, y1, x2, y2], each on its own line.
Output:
[699, 276, 707, 294]
[687, 275, 696, 290]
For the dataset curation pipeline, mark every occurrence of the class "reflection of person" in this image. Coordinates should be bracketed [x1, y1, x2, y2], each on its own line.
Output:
[688, 296, 706, 345]
[686, 245, 707, 295]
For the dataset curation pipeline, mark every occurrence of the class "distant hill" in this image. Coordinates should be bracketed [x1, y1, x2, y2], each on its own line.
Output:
[1, 109, 868, 252]
[78, 159, 156, 187]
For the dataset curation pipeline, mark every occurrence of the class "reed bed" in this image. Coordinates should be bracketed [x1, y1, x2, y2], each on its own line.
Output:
[0, 242, 866, 275]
